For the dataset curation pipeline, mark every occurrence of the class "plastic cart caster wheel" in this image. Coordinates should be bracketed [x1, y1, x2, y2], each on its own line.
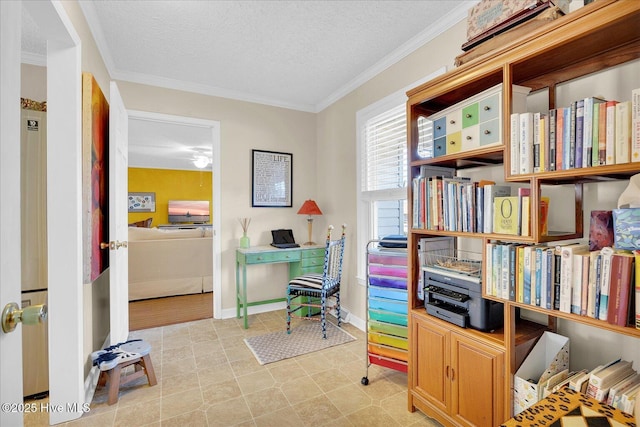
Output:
[361, 377, 369, 386]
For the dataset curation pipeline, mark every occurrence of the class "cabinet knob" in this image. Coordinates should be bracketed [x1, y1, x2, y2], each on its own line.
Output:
[449, 119, 456, 124]
[484, 105, 491, 111]
[465, 113, 472, 118]
[484, 130, 491, 135]
[449, 140, 455, 145]
[436, 126, 441, 130]
[466, 136, 472, 140]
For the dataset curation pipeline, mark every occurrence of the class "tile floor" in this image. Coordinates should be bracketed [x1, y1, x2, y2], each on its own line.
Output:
[26, 311, 442, 426]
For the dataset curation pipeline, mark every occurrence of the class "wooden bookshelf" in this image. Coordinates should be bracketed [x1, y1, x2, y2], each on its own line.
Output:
[406, 1, 640, 425]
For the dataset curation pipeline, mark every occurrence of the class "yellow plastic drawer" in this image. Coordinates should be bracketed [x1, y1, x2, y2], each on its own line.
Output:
[368, 332, 408, 350]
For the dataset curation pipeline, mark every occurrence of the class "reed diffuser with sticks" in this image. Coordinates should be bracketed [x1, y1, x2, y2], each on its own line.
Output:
[238, 217, 251, 248]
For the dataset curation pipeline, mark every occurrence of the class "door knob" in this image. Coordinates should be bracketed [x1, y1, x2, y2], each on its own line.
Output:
[100, 241, 115, 250]
[2, 302, 47, 333]
[100, 241, 128, 250]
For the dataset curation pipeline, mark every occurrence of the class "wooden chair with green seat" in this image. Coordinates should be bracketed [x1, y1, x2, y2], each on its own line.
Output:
[286, 224, 346, 339]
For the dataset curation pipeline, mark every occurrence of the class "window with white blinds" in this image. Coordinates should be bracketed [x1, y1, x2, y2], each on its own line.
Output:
[362, 104, 407, 192]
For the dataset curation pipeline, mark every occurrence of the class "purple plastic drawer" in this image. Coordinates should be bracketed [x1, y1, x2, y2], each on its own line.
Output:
[369, 265, 407, 278]
[368, 251, 407, 266]
[369, 275, 407, 290]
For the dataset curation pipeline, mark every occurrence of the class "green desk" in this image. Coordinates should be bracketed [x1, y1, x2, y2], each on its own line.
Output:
[235, 245, 324, 329]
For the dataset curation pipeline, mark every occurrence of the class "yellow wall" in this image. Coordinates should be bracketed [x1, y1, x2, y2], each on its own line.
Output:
[128, 167, 212, 226]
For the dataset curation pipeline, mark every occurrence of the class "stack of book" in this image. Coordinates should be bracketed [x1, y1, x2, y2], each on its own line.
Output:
[484, 243, 639, 330]
[412, 166, 549, 237]
[583, 359, 639, 413]
[510, 87, 640, 175]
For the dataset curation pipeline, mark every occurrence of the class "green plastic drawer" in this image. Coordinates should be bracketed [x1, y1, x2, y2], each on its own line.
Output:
[368, 320, 408, 338]
[368, 309, 407, 326]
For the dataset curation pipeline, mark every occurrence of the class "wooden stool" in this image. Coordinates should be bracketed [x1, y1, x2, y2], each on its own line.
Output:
[94, 340, 157, 405]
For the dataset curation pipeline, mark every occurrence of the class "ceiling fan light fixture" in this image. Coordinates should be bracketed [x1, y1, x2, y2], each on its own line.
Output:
[193, 155, 210, 169]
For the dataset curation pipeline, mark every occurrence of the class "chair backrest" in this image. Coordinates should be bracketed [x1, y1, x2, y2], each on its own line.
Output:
[322, 225, 346, 290]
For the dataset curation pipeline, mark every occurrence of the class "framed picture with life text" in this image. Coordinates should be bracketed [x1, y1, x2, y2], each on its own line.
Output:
[251, 149, 292, 207]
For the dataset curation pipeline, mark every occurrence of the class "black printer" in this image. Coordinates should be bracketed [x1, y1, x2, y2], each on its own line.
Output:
[423, 265, 503, 332]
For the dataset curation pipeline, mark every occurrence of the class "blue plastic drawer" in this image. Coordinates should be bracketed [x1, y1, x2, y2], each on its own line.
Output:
[369, 275, 407, 290]
[369, 297, 407, 314]
[368, 286, 407, 302]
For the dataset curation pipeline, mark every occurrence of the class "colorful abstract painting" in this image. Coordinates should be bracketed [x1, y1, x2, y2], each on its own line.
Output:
[82, 73, 110, 283]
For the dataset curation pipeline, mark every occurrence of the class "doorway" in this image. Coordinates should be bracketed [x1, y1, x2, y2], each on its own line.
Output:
[126, 111, 221, 328]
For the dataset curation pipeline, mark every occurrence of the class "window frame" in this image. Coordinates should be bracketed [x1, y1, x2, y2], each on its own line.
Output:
[355, 68, 445, 284]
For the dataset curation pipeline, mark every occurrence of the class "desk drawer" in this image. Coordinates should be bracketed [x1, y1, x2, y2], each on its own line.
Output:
[301, 257, 323, 268]
[302, 248, 325, 258]
[245, 251, 301, 264]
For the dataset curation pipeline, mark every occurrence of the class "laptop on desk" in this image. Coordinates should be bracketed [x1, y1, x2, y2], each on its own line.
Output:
[270, 229, 300, 249]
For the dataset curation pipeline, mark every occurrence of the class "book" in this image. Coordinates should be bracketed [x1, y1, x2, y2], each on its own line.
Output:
[549, 108, 557, 171]
[517, 187, 530, 236]
[571, 251, 589, 315]
[544, 247, 555, 309]
[568, 370, 591, 393]
[632, 88, 640, 162]
[586, 251, 600, 318]
[605, 100, 619, 165]
[540, 113, 547, 172]
[598, 101, 607, 165]
[608, 372, 640, 407]
[583, 97, 606, 168]
[523, 245, 533, 305]
[564, 106, 572, 169]
[559, 243, 589, 313]
[588, 210, 614, 251]
[556, 107, 564, 170]
[574, 99, 584, 168]
[485, 242, 495, 295]
[483, 184, 511, 234]
[607, 253, 634, 327]
[615, 101, 632, 164]
[492, 243, 502, 298]
[533, 112, 541, 173]
[519, 112, 534, 174]
[517, 245, 525, 303]
[553, 246, 562, 311]
[535, 246, 544, 306]
[607, 373, 640, 408]
[510, 113, 520, 175]
[586, 359, 634, 402]
[494, 196, 519, 235]
[598, 246, 615, 321]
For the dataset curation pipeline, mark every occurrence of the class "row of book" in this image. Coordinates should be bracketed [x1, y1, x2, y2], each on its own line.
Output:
[485, 243, 639, 329]
[556, 359, 639, 415]
[412, 172, 549, 236]
[510, 88, 640, 175]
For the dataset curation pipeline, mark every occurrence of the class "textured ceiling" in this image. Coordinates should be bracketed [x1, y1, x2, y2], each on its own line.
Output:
[77, 0, 473, 112]
[21, 1, 476, 170]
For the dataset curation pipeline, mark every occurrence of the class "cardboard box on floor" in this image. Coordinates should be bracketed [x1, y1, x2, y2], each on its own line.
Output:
[513, 331, 570, 414]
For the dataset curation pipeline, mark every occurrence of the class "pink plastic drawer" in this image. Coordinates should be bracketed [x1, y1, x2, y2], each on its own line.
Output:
[369, 265, 407, 278]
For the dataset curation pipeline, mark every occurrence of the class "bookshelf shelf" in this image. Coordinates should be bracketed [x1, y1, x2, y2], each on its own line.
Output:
[406, 0, 640, 424]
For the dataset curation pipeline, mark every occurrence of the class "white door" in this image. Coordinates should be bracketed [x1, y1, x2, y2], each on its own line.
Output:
[0, 2, 25, 425]
[108, 82, 129, 345]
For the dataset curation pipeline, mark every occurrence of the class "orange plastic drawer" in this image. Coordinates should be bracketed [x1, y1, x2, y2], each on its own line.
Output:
[367, 343, 408, 362]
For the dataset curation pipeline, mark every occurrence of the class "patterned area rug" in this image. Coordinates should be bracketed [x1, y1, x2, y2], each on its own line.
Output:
[244, 322, 356, 365]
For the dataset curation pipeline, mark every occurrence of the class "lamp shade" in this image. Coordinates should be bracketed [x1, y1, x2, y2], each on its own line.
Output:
[297, 200, 322, 216]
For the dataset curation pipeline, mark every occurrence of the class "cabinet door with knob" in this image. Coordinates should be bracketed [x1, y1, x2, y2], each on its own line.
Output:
[411, 314, 505, 427]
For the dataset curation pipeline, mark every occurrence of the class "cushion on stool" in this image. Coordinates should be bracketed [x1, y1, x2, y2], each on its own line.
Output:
[91, 339, 150, 371]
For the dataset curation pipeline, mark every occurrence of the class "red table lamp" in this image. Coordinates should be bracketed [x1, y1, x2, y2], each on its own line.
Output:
[297, 200, 323, 245]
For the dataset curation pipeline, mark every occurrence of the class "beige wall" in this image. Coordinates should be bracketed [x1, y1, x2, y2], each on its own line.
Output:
[316, 20, 468, 321]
